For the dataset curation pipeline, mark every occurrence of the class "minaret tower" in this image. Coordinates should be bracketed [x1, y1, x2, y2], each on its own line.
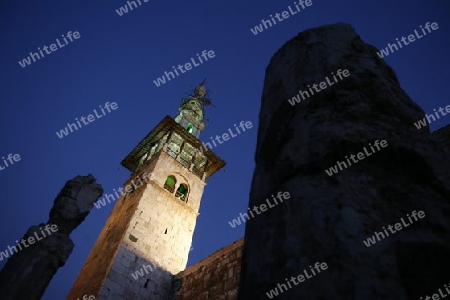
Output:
[67, 81, 225, 300]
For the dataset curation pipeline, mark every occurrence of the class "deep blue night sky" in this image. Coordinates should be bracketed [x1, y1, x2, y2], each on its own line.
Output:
[0, 0, 449, 298]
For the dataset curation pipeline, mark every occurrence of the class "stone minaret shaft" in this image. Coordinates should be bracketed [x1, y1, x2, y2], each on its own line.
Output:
[68, 85, 225, 300]
[239, 23, 450, 299]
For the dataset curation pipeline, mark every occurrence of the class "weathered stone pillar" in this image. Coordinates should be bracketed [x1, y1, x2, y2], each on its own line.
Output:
[0, 174, 103, 300]
[433, 125, 450, 150]
[239, 23, 450, 299]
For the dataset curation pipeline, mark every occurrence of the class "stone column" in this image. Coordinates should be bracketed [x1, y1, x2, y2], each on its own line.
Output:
[0, 174, 103, 300]
[239, 23, 450, 299]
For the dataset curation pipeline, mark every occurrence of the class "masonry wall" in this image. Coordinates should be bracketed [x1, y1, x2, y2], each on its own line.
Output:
[67, 172, 146, 300]
[98, 152, 205, 299]
[127, 150, 205, 275]
[173, 238, 243, 300]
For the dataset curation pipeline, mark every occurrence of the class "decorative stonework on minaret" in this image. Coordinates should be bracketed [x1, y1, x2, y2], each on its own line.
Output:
[174, 79, 214, 140]
[67, 82, 225, 300]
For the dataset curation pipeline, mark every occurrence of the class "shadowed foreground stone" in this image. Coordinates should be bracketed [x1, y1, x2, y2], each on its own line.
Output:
[239, 23, 450, 299]
[0, 174, 103, 300]
[433, 124, 450, 151]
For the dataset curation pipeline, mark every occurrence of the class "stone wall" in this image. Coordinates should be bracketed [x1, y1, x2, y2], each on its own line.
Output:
[239, 23, 450, 299]
[67, 171, 144, 300]
[173, 238, 243, 300]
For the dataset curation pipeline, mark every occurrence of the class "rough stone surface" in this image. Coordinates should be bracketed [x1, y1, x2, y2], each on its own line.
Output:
[0, 174, 103, 300]
[238, 23, 450, 299]
[433, 124, 450, 151]
[68, 150, 206, 300]
[172, 238, 243, 300]
[49, 175, 104, 234]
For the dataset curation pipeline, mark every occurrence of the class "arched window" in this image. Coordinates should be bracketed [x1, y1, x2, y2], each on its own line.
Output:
[187, 123, 194, 134]
[175, 184, 188, 202]
[164, 175, 176, 193]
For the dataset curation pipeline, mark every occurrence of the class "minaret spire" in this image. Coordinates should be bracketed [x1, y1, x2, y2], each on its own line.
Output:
[174, 80, 213, 138]
[193, 79, 207, 99]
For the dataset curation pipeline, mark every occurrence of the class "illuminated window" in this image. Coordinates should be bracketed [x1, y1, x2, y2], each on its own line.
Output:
[164, 175, 176, 193]
[187, 123, 193, 134]
[175, 184, 188, 202]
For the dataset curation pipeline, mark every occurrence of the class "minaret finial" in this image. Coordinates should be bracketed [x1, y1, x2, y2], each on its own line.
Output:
[193, 79, 207, 99]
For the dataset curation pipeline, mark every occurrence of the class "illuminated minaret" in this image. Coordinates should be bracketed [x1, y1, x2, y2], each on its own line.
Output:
[68, 81, 225, 300]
